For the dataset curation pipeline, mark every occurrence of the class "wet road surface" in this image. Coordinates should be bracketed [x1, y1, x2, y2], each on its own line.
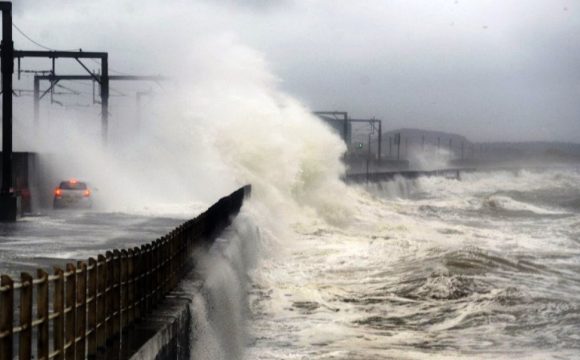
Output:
[0, 210, 183, 276]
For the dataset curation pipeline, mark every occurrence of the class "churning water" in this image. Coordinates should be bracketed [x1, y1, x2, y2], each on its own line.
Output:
[204, 168, 580, 360]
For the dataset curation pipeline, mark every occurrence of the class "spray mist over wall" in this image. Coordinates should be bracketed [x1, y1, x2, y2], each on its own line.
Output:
[13, 1, 352, 226]
[406, 145, 452, 170]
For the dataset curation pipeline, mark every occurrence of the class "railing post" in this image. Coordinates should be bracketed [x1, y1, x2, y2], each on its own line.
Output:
[163, 238, 169, 295]
[133, 247, 142, 321]
[105, 251, 113, 348]
[168, 235, 173, 290]
[153, 241, 158, 304]
[184, 224, 189, 266]
[169, 236, 174, 289]
[159, 240, 164, 302]
[121, 250, 128, 329]
[189, 220, 195, 254]
[183, 225, 188, 270]
[154, 240, 161, 304]
[161, 238, 166, 295]
[141, 244, 150, 316]
[176, 230, 181, 277]
[53, 267, 65, 360]
[113, 250, 121, 336]
[96, 254, 107, 356]
[120, 249, 128, 358]
[19, 272, 33, 360]
[171, 234, 177, 290]
[112, 249, 121, 359]
[171, 234, 176, 288]
[127, 249, 135, 324]
[184, 222, 190, 258]
[37, 269, 49, 360]
[151, 241, 157, 305]
[0, 275, 14, 360]
[87, 258, 97, 360]
[76, 261, 87, 360]
[120, 250, 128, 346]
[65, 263, 76, 360]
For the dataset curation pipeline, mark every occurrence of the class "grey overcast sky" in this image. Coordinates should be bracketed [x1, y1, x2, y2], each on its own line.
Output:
[12, 0, 580, 142]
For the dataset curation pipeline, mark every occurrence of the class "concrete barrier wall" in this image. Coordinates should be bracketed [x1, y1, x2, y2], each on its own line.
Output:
[126, 185, 252, 360]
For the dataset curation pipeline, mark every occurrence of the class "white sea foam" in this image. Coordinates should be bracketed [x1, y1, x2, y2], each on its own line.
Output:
[406, 145, 453, 170]
[245, 168, 580, 359]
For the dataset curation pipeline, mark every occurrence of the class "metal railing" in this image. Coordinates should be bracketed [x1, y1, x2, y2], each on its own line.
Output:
[344, 168, 476, 183]
[0, 185, 251, 360]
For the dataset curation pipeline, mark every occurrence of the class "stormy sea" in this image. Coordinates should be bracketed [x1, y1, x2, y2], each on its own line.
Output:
[190, 167, 580, 360]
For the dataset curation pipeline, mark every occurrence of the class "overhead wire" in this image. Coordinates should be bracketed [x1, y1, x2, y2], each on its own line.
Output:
[12, 22, 78, 51]
[12, 22, 130, 75]
[12, 23, 156, 110]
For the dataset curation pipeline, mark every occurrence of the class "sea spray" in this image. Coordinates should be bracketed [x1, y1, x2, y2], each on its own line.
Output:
[187, 212, 261, 360]
[406, 145, 452, 170]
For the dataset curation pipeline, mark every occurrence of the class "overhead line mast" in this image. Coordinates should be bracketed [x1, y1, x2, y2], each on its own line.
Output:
[14, 50, 109, 144]
[32, 74, 168, 126]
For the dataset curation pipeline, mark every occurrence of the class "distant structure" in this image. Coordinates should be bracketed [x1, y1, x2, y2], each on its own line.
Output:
[313, 111, 351, 144]
[313, 111, 383, 159]
[382, 128, 470, 160]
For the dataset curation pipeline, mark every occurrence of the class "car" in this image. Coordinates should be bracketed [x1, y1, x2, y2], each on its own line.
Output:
[53, 179, 93, 209]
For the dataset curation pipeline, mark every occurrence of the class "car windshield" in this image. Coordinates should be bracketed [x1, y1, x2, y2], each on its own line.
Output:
[59, 181, 87, 190]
